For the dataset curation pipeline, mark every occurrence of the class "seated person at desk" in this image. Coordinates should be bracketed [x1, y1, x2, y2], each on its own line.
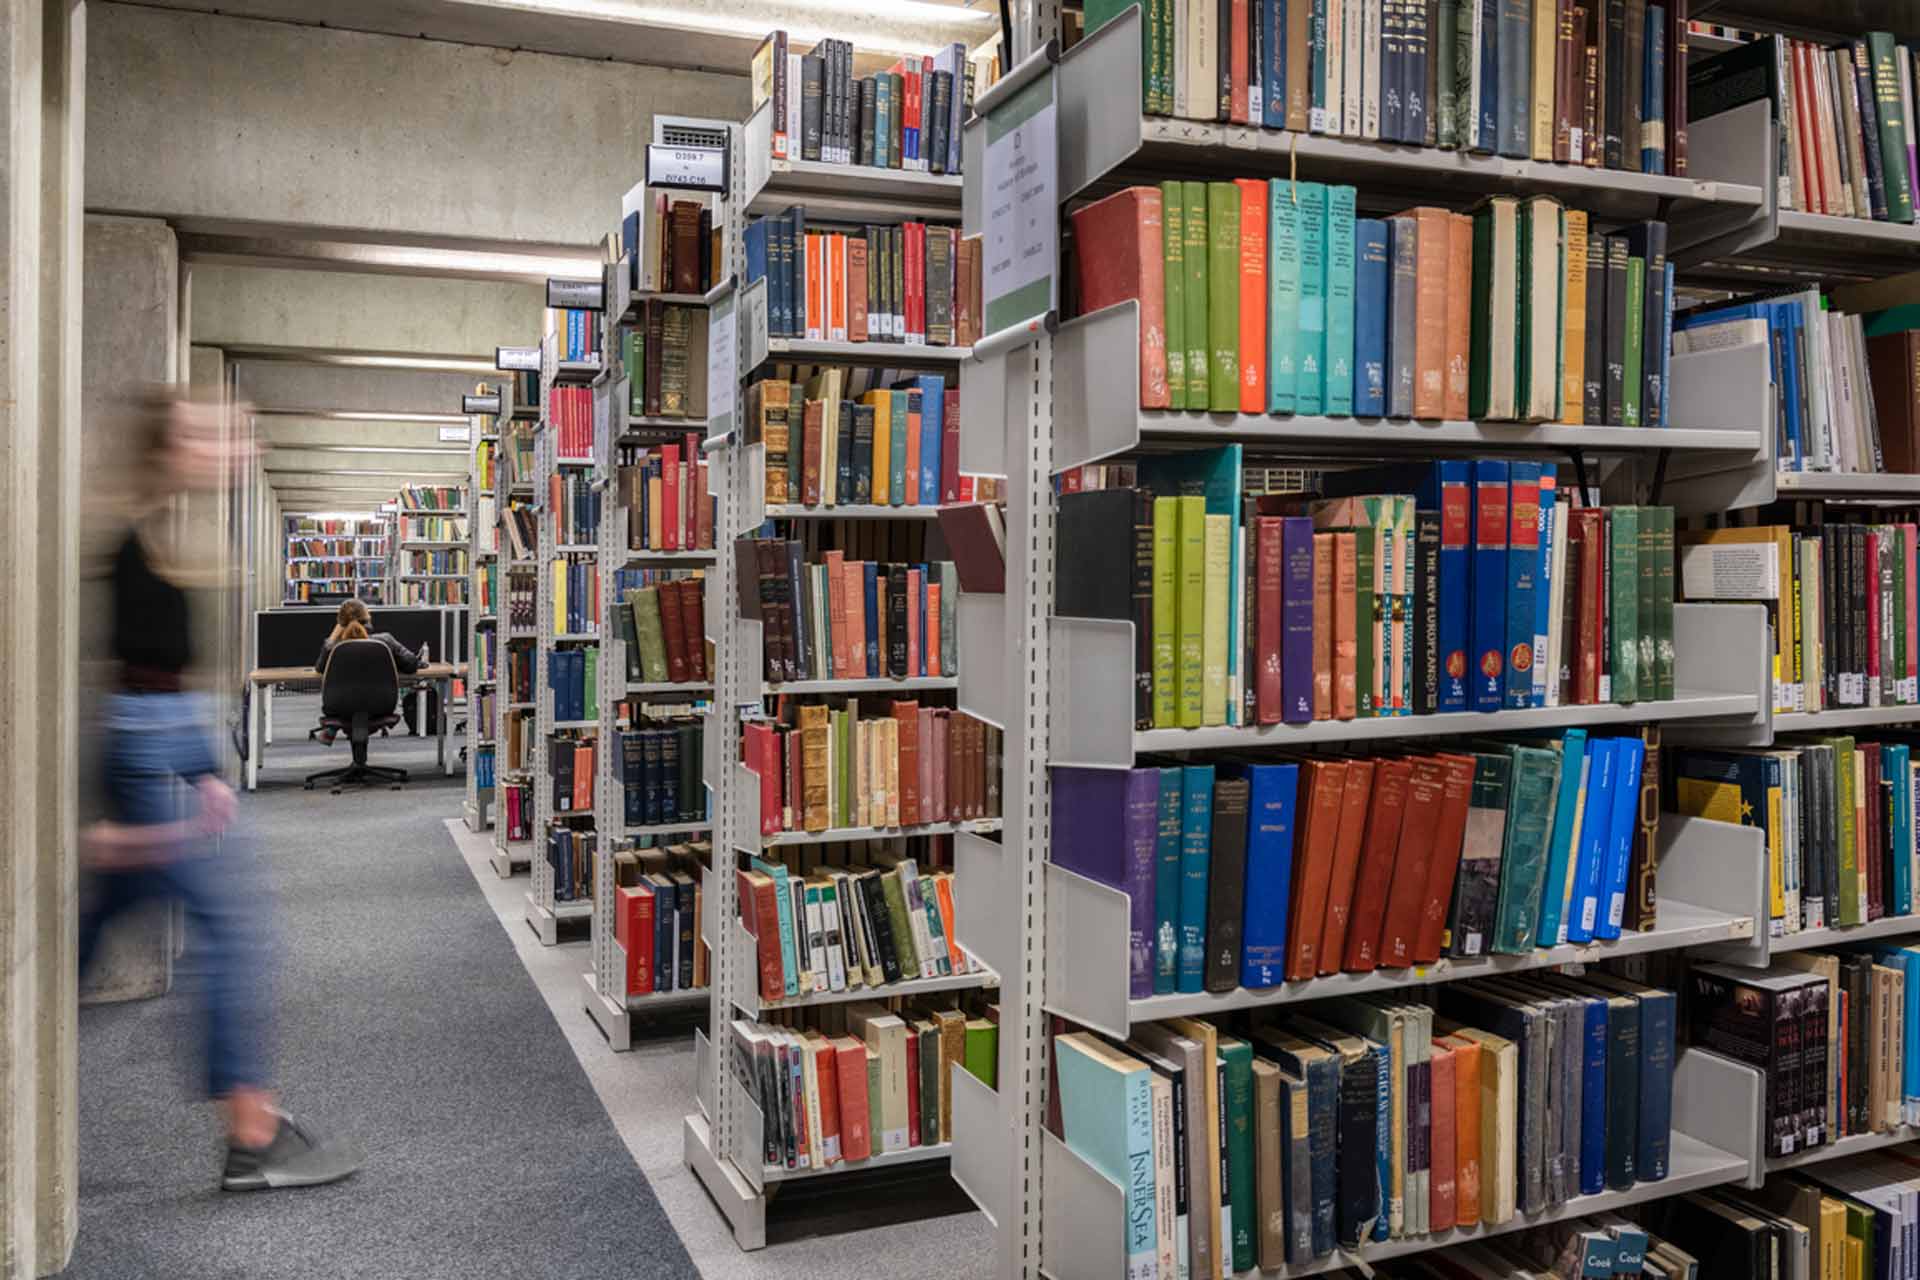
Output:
[314, 598, 424, 675]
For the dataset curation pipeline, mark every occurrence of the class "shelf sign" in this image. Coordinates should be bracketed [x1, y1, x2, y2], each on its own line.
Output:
[707, 285, 738, 438]
[546, 277, 604, 310]
[462, 394, 501, 415]
[645, 143, 728, 193]
[495, 346, 540, 372]
[439, 424, 472, 443]
[981, 67, 1058, 337]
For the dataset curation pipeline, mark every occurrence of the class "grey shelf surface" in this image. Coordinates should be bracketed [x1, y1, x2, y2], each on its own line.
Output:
[764, 676, 958, 695]
[1770, 912, 1920, 955]
[1775, 705, 1920, 732]
[764, 338, 971, 366]
[1763, 1126, 1920, 1175]
[764, 503, 943, 521]
[764, 818, 1002, 848]
[761, 1140, 952, 1185]
[1776, 471, 1920, 498]
[737, 967, 996, 1017]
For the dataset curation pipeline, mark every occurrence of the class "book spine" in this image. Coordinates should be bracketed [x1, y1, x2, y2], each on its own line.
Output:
[1469, 460, 1509, 712]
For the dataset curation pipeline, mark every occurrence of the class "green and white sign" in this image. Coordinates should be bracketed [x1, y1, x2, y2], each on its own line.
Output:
[981, 68, 1057, 338]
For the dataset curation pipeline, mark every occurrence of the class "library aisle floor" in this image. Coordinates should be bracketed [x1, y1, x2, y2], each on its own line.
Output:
[66, 696, 986, 1279]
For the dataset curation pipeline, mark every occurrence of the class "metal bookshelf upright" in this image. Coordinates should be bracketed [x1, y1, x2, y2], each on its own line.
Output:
[491, 371, 541, 878]
[681, 106, 1001, 1252]
[464, 385, 502, 834]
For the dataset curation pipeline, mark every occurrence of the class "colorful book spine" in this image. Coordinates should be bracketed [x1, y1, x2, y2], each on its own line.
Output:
[1268, 181, 1301, 414]
[1505, 462, 1542, 710]
[1295, 182, 1328, 414]
[1353, 218, 1390, 418]
[1324, 185, 1358, 416]
[1469, 459, 1509, 712]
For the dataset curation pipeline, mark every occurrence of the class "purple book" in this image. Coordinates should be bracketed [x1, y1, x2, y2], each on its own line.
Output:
[1282, 516, 1316, 723]
[1051, 765, 1160, 998]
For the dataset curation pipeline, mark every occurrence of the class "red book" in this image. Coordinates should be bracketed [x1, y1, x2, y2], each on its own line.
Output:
[1068, 186, 1170, 409]
[657, 581, 690, 683]
[809, 1035, 841, 1164]
[1312, 531, 1334, 719]
[1286, 759, 1349, 980]
[1237, 178, 1268, 412]
[927, 582, 942, 679]
[802, 399, 824, 506]
[1254, 516, 1284, 724]
[736, 870, 783, 1000]
[894, 701, 922, 825]
[1429, 1040, 1457, 1231]
[1412, 754, 1478, 963]
[1572, 508, 1607, 704]
[1340, 758, 1414, 973]
[1317, 759, 1378, 974]
[834, 1036, 872, 1160]
[941, 388, 961, 504]
[746, 722, 782, 835]
[904, 1030, 921, 1146]
[1376, 757, 1446, 968]
[661, 442, 682, 550]
[677, 580, 706, 683]
[1794, 42, 1825, 213]
[1229, 0, 1250, 123]
[616, 884, 655, 995]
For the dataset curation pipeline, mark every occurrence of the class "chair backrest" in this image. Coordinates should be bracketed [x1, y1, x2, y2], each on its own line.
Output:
[321, 639, 399, 721]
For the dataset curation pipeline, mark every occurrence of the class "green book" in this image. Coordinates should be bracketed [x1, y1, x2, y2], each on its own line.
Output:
[1152, 496, 1180, 726]
[1177, 495, 1207, 727]
[1490, 744, 1563, 953]
[628, 587, 670, 682]
[1354, 528, 1377, 717]
[1828, 737, 1862, 924]
[583, 644, 599, 721]
[1609, 507, 1640, 704]
[1295, 181, 1328, 414]
[1219, 1036, 1256, 1273]
[868, 1049, 883, 1140]
[916, 1022, 940, 1144]
[1467, 196, 1518, 419]
[1206, 181, 1241, 412]
[1161, 180, 1187, 410]
[1650, 506, 1676, 701]
[1437, 0, 1459, 147]
[963, 1018, 997, 1088]
[1870, 33, 1916, 223]
[1325, 185, 1357, 416]
[1203, 512, 1231, 725]
[1623, 257, 1646, 428]
[1082, 0, 1164, 112]
[1182, 181, 1210, 408]
[624, 328, 645, 415]
[1636, 510, 1658, 700]
[879, 868, 921, 977]
[1267, 180, 1300, 413]
[888, 389, 911, 504]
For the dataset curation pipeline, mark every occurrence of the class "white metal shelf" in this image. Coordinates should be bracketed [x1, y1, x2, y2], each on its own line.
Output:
[1763, 1126, 1920, 1175]
[764, 676, 958, 695]
[620, 549, 717, 563]
[765, 338, 971, 365]
[1775, 705, 1920, 732]
[736, 966, 997, 1018]
[764, 818, 1002, 848]
[1769, 912, 1920, 955]
[764, 503, 943, 521]
[1776, 471, 1920, 498]
[626, 682, 713, 695]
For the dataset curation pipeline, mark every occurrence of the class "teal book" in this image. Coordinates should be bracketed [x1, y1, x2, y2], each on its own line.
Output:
[1324, 185, 1358, 416]
[1267, 180, 1301, 414]
[1176, 764, 1216, 993]
[1220, 1036, 1257, 1272]
[1490, 744, 1563, 953]
[1054, 1033, 1157, 1280]
[1153, 767, 1183, 994]
[888, 389, 911, 503]
[1536, 729, 1590, 947]
[751, 856, 802, 996]
[1295, 182, 1328, 414]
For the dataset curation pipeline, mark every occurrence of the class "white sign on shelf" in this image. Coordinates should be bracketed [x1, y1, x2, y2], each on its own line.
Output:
[739, 275, 770, 374]
[461, 394, 501, 415]
[439, 424, 473, 443]
[546, 277, 604, 310]
[496, 346, 540, 372]
[645, 143, 728, 193]
[981, 68, 1058, 337]
[707, 287, 738, 438]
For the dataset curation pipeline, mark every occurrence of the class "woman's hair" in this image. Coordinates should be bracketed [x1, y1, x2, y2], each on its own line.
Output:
[329, 598, 373, 643]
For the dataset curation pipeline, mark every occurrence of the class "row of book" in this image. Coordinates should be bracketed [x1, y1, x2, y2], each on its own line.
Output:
[289, 517, 386, 536]
[740, 851, 981, 1003]
[549, 735, 597, 817]
[473, 690, 496, 745]
[610, 841, 708, 995]
[282, 582, 350, 602]
[618, 579, 708, 686]
[501, 506, 538, 562]
[286, 538, 371, 557]
[614, 185, 720, 298]
[744, 701, 1002, 835]
[401, 550, 466, 575]
[727, 999, 999, 1174]
[552, 554, 599, 634]
[547, 824, 595, 902]
[617, 719, 707, 829]
[397, 579, 463, 606]
[744, 542, 961, 686]
[751, 370, 964, 509]
[1076, 181, 1674, 427]
[1058, 455, 1676, 730]
[547, 470, 601, 547]
[1289, 1216, 1691, 1279]
[547, 386, 596, 460]
[1056, 727, 1656, 1001]
[615, 439, 713, 551]
[545, 647, 600, 724]
[472, 628, 495, 687]
[549, 305, 602, 364]
[287, 562, 370, 582]
[497, 426, 535, 492]
[397, 485, 463, 512]
[620, 301, 710, 421]
[473, 744, 495, 793]
[355, 558, 388, 580]
[397, 514, 466, 542]
[1694, 33, 1920, 225]
[1055, 972, 1677, 1276]
[1650, 1158, 1920, 1280]
[1672, 738, 1920, 937]
[1681, 519, 1920, 716]
[752, 32, 972, 175]
[475, 437, 497, 494]
[744, 213, 979, 348]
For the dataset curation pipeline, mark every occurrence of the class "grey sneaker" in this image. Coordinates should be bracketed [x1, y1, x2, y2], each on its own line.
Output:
[222, 1113, 364, 1192]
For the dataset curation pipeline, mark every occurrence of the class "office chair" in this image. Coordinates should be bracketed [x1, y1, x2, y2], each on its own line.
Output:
[306, 639, 409, 792]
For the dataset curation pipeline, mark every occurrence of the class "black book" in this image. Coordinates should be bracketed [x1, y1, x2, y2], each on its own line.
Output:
[1445, 752, 1512, 959]
[1852, 43, 1888, 220]
[1643, 1194, 1776, 1274]
[835, 400, 855, 504]
[1604, 0, 1628, 167]
[851, 403, 876, 503]
[800, 54, 824, 162]
[1323, 1038, 1383, 1247]
[552, 739, 576, 813]
[1843, 955, 1871, 1132]
[855, 78, 872, 167]
[927, 72, 949, 175]
[675, 875, 696, 985]
[1623, 221, 1668, 426]
[827, 39, 844, 163]
[1624, 0, 1645, 164]
[1424, 0, 1441, 145]
[785, 539, 813, 682]
[643, 727, 664, 824]
[1686, 31, 1778, 122]
[1415, 508, 1441, 714]
[1203, 775, 1251, 993]
[1054, 488, 1136, 618]
[1851, 523, 1869, 705]
[1604, 236, 1629, 425]
[1801, 975, 1829, 1147]
[886, 563, 910, 677]
[698, 207, 713, 293]
[1216, 0, 1232, 122]
[1687, 963, 1817, 1157]
[859, 872, 903, 984]
[1584, 232, 1606, 424]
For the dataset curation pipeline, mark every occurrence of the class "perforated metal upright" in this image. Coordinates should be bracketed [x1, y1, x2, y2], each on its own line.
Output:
[463, 389, 501, 834]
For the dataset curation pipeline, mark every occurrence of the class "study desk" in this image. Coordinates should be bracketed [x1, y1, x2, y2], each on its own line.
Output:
[244, 662, 463, 791]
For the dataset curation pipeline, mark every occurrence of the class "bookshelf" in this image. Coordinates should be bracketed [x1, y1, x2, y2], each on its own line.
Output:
[464, 387, 501, 835]
[393, 490, 469, 607]
[492, 371, 541, 878]
[282, 513, 390, 605]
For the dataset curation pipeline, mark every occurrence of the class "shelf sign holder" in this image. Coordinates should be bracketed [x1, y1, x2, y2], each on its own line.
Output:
[462, 394, 501, 416]
[977, 44, 1060, 343]
[645, 141, 729, 193]
[546, 277, 605, 311]
[496, 345, 540, 372]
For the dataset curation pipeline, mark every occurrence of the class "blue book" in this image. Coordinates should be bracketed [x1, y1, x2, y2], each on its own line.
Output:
[1504, 461, 1542, 710]
[1595, 735, 1646, 940]
[1352, 218, 1390, 417]
[1536, 728, 1590, 947]
[1324, 186, 1357, 416]
[1496, 0, 1528, 157]
[1569, 988, 1610, 1193]
[1532, 474, 1557, 707]
[862, 563, 880, 675]
[888, 390, 911, 504]
[1676, 299, 1800, 467]
[1661, 262, 1675, 427]
[1054, 1033, 1158, 1279]
[655, 879, 679, 988]
[1475, 0, 1499, 151]
[1262, 0, 1287, 128]
[1565, 738, 1617, 944]
[1153, 769, 1183, 994]
[1176, 764, 1216, 993]
[916, 375, 944, 504]
[1237, 762, 1300, 988]
[1866, 944, 1920, 1123]
[751, 857, 801, 996]
[1295, 182, 1328, 414]
[1369, 1046, 1391, 1242]
[745, 218, 769, 294]
[1894, 744, 1915, 916]
[1469, 459, 1509, 712]
[1268, 182, 1302, 414]
[1643, 5, 1666, 173]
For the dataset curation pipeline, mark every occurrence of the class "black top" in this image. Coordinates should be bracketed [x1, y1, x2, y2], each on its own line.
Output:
[316, 633, 421, 676]
[113, 530, 192, 676]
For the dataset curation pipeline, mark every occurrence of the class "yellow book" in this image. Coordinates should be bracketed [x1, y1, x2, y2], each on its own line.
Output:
[865, 389, 891, 506]
[648, 472, 664, 547]
[1202, 513, 1230, 726]
[1846, 1236, 1863, 1280]
[1678, 769, 1788, 925]
[552, 558, 567, 631]
[1561, 210, 1588, 425]
[1531, 0, 1556, 160]
[1819, 1197, 1847, 1280]
[1164, 1016, 1222, 1280]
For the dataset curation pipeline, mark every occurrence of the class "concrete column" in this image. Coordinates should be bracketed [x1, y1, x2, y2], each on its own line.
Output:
[0, 2, 85, 1276]
[75, 214, 179, 1006]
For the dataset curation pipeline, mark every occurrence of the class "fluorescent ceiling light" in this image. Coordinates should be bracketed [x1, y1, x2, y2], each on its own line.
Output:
[508, 0, 991, 56]
[229, 347, 499, 373]
[252, 409, 469, 424]
[286, 510, 385, 520]
[277, 445, 469, 455]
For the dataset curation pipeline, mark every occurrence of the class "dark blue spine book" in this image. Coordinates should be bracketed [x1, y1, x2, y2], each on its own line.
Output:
[1176, 765, 1215, 994]
[1353, 218, 1390, 417]
[744, 217, 768, 293]
[1262, 0, 1287, 127]
[1496, 0, 1529, 157]
[1504, 461, 1542, 709]
[1469, 459, 1509, 712]
[1476, 0, 1499, 153]
[916, 564, 929, 676]
[1574, 994, 1610, 1193]
[863, 563, 880, 675]
[1404, 0, 1429, 145]
[675, 879, 696, 989]
[1435, 460, 1471, 712]
[1153, 768, 1183, 995]
[658, 728, 680, 825]
[1237, 762, 1299, 987]
[1631, 986, 1674, 1180]
[1381, 0, 1405, 143]
[654, 879, 677, 990]
[1282, 516, 1316, 724]
[1642, 6, 1666, 174]
[916, 375, 944, 503]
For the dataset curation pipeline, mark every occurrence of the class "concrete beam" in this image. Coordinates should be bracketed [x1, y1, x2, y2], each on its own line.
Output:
[260, 419, 470, 450]
[233, 363, 476, 417]
[191, 264, 544, 356]
[89, 4, 748, 248]
[265, 450, 467, 475]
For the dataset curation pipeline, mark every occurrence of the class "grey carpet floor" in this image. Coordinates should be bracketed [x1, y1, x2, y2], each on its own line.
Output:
[65, 698, 699, 1279]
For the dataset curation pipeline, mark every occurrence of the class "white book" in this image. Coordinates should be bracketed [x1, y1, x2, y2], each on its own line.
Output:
[896, 858, 939, 978]
[1797, 289, 1835, 470]
[1851, 313, 1885, 471]
[1172, 0, 1189, 119]
[1190, 0, 1215, 123]
[1545, 493, 1571, 707]
[787, 53, 803, 168]
[1362, 0, 1382, 139]
[818, 880, 848, 991]
[1324, 0, 1344, 136]
[1342, 0, 1363, 137]
[1778, 39, 1802, 209]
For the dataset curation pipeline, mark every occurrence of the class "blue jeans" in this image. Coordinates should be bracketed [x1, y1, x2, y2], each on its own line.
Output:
[79, 691, 269, 1098]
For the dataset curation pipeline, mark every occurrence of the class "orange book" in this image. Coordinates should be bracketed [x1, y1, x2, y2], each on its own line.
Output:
[1376, 757, 1446, 968]
[1332, 531, 1358, 720]
[829, 235, 849, 342]
[1406, 207, 1451, 419]
[864, 390, 891, 505]
[573, 742, 594, 811]
[843, 561, 867, 677]
[1312, 531, 1334, 720]
[903, 394, 922, 505]
[824, 549, 848, 676]
[1413, 753, 1478, 963]
[1285, 759, 1349, 980]
[807, 1032, 842, 1163]
[1237, 178, 1268, 412]
[934, 874, 965, 973]
[1229, 0, 1250, 122]
[802, 398, 824, 506]
[848, 235, 869, 344]
[1315, 759, 1377, 974]
[1428, 1039, 1457, 1231]
[1440, 1032, 1481, 1226]
[1338, 757, 1414, 973]
[805, 232, 825, 340]
[1445, 214, 1473, 420]
[833, 1035, 873, 1161]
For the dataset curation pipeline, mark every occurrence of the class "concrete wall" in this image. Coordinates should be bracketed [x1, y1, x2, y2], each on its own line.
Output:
[87, 2, 748, 248]
[190, 264, 544, 357]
